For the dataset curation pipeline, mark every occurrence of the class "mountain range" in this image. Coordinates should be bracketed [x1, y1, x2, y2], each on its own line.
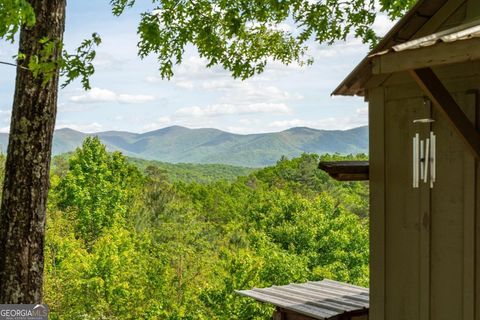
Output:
[0, 126, 368, 167]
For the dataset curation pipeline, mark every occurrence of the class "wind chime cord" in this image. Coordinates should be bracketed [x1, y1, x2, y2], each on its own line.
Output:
[0, 61, 29, 70]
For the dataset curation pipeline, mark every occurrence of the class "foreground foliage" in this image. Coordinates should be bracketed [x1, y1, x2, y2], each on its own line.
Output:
[35, 138, 368, 319]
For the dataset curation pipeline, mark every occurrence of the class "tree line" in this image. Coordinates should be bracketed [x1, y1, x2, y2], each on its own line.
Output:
[0, 137, 370, 319]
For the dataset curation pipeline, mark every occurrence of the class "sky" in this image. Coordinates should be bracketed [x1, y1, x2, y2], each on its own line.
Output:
[0, 2, 395, 134]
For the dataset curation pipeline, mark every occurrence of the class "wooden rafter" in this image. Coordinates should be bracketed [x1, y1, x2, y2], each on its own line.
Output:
[410, 68, 480, 159]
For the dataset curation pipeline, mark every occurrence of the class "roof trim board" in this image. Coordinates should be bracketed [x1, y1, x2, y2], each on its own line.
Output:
[371, 37, 480, 75]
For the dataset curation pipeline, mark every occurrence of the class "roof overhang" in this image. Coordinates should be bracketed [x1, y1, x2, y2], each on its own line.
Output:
[332, 0, 455, 96]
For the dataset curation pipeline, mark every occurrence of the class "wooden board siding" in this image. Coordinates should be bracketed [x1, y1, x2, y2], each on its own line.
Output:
[367, 87, 385, 320]
[385, 96, 429, 320]
[477, 161, 480, 320]
[467, 0, 480, 20]
[476, 91, 480, 320]
[376, 64, 480, 320]
[418, 101, 432, 320]
[463, 92, 476, 320]
[429, 92, 470, 319]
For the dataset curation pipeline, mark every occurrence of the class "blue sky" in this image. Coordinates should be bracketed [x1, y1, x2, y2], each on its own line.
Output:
[0, 2, 394, 134]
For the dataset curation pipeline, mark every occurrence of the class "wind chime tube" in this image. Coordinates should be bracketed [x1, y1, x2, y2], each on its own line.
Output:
[420, 139, 425, 182]
[431, 132, 436, 185]
[414, 134, 420, 188]
[413, 136, 417, 188]
[416, 134, 420, 188]
[424, 138, 430, 184]
[430, 135, 435, 189]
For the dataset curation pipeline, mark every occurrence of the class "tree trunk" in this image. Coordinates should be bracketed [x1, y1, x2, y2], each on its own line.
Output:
[0, 0, 66, 304]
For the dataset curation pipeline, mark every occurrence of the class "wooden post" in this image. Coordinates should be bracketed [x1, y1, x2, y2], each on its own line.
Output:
[410, 68, 480, 159]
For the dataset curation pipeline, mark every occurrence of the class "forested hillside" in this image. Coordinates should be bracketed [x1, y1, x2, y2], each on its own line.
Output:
[0, 138, 369, 319]
[53, 154, 256, 184]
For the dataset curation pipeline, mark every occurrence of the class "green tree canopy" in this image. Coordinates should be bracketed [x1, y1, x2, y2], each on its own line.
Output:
[56, 137, 143, 244]
[42, 137, 371, 319]
[112, 0, 416, 80]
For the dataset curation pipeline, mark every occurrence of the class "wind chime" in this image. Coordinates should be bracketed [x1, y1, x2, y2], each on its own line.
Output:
[412, 119, 436, 189]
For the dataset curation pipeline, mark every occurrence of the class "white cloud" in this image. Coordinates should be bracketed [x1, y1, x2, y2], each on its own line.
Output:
[58, 102, 99, 112]
[117, 94, 155, 104]
[224, 126, 264, 134]
[70, 88, 116, 103]
[91, 52, 127, 71]
[194, 77, 303, 106]
[274, 22, 293, 33]
[0, 109, 11, 121]
[219, 84, 303, 104]
[269, 119, 314, 128]
[148, 55, 304, 120]
[373, 13, 396, 37]
[201, 79, 237, 91]
[175, 80, 195, 89]
[356, 106, 368, 116]
[56, 122, 104, 133]
[176, 103, 291, 118]
[313, 37, 367, 59]
[70, 87, 155, 104]
[145, 76, 160, 83]
[238, 118, 261, 126]
[176, 56, 226, 80]
[144, 56, 227, 87]
[146, 53, 304, 90]
[143, 53, 303, 122]
[142, 116, 172, 131]
[307, 12, 395, 61]
[0, 126, 9, 133]
[268, 107, 368, 130]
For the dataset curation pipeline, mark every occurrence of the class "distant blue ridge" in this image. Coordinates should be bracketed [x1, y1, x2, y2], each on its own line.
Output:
[0, 126, 368, 167]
